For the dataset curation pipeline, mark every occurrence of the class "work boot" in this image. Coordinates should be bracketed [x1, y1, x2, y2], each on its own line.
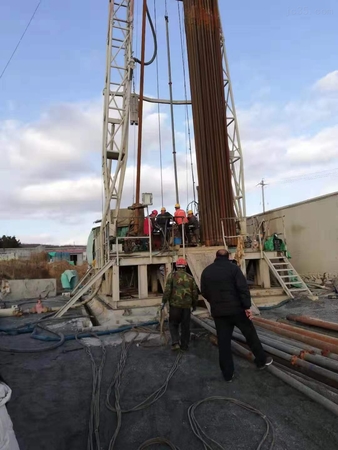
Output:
[171, 343, 180, 351]
[180, 345, 189, 352]
[223, 374, 234, 383]
[258, 356, 273, 370]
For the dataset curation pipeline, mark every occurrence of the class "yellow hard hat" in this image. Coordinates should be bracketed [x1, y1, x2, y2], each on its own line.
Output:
[175, 203, 180, 208]
[188, 210, 193, 215]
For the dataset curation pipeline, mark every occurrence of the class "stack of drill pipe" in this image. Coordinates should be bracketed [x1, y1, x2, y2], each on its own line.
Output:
[182, 0, 236, 246]
[286, 315, 338, 333]
[277, 318, 338, 338]
[252, 316, 338, 355]
[232, 330, 338, 388]
[255, 327, 338, 361]
[191, 315, 338, 416]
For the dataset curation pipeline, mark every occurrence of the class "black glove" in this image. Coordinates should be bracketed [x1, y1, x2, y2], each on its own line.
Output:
[192, 306, 197, 312]
[160, 303, 165, 311]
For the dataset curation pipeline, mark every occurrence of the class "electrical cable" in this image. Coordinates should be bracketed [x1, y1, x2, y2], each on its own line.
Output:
[76, 333, 107, 450]
[106, 334, 183, 449]
[188, 396, 275, 450]
[138, 437, 181, 450]
[134, 7, 157, 67]
[0, 0, 42, 81]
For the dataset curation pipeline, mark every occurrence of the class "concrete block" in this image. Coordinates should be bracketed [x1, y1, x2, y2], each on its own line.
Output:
[4, 279, 56, 301]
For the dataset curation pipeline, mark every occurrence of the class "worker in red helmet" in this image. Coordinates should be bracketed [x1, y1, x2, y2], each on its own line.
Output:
[161, 258, 198, 351]
[143, 210, 158, 236]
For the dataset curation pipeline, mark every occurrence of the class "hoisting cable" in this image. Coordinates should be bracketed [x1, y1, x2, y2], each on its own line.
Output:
[133, 6, 157, 66]
[177, 1, 197, 205]
[154, 0, 164, 206]
[165, 3, 180, 204]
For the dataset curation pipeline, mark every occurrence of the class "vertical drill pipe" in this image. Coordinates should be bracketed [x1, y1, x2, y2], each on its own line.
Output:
[182, 0, 236, 246]
[135, 0, 148, 204]
[165, 15, 179, 204]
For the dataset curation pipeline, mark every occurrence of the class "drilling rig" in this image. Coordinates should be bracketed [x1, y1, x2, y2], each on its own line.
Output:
[55, 0, 311, 324]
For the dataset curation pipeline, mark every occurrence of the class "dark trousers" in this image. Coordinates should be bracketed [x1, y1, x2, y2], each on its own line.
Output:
[214, 312, 267, 380]
[169, 306, 191, 349]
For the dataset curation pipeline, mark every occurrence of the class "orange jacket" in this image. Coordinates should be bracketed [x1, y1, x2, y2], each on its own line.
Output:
[174, 209, 187, 225]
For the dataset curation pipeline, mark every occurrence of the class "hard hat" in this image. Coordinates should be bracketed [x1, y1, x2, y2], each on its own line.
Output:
[176, 258, 187, 267]
[151, 210, 158, 215]
[187, 210, 193, 215]
[175, 203, 180, 208]
[161, 207, 166, 211]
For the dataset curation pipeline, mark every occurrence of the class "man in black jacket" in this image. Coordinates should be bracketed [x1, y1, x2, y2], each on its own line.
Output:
[201, 249, 272, 381]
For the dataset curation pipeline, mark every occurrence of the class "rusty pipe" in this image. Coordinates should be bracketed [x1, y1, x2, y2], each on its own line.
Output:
[253, 317, 338, 346]
[253, 320, 338, 355]
[233, 330, 338, 373]
[286, 315, 338, 333]
[192, 315, 338, 416]
[256, 327, 338, 361]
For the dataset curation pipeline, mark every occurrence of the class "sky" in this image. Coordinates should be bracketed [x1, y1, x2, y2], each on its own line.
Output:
[0, 0, 337, 245]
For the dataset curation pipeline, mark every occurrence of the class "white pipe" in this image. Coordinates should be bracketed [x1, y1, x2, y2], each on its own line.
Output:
[0, 308, 19, 318]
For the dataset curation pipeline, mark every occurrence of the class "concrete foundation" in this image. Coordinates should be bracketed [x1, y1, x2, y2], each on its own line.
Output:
[2, 279, 56, 302]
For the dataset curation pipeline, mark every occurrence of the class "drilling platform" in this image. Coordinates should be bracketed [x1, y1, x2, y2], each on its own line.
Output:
[55, 0, 312, 326]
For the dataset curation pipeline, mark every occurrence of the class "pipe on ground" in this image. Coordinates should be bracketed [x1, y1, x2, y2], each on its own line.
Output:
[233, 330, 338, 373]
[268, 365, 338, 417]
[255, 327, 338, 361]
[253, 317, 338, 346]
[232, 331, 338, 386]
[286, 315, 338, 333]
[0, 308, 20, 317]
[252, 319, 338, 355]
[192, 315, 338, 417]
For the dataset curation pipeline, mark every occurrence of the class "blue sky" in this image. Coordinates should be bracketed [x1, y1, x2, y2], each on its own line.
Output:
[0, 0, 337, 244]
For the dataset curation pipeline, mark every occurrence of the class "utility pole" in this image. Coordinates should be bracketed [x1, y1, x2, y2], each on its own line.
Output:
[257, 179, 268, 213]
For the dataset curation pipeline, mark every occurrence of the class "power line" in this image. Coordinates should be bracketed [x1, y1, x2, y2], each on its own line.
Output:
[257, 179, 268, 213]
[0, 0, 42, 81]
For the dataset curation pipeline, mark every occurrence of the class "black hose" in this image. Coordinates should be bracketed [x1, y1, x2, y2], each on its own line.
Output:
[134, 7, 157, 66]
[188, 397, 275, 450]
[138, 437, 180, 449]
[0, 324, 65, 353]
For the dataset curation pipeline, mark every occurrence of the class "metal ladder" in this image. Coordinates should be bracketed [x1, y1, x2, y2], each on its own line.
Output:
[54, 259, 115, 318]
[263, 252, 312, 299]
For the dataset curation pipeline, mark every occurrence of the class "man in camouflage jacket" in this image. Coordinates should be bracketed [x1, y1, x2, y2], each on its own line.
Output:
[161, 258, 199, 351]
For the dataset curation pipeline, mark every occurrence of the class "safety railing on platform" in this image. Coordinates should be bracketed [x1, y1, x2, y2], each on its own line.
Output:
[220, 217, 263, 257]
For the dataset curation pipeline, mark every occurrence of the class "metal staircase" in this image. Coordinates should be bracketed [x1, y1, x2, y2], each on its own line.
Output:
[263, 252, 312, 299]
[54, 259, 115, 318]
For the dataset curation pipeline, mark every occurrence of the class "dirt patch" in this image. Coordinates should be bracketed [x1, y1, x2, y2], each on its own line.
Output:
[0, 254, 88, 291]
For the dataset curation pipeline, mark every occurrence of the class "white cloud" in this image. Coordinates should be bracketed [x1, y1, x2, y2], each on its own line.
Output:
[314, 70, 338, 92]
[2, 69, 338, 242]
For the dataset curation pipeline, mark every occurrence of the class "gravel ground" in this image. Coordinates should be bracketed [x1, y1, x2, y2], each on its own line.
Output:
[1, 318, 338, 450]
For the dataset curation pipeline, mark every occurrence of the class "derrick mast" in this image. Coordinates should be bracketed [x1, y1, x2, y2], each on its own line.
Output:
[99, 0, 134, 268]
